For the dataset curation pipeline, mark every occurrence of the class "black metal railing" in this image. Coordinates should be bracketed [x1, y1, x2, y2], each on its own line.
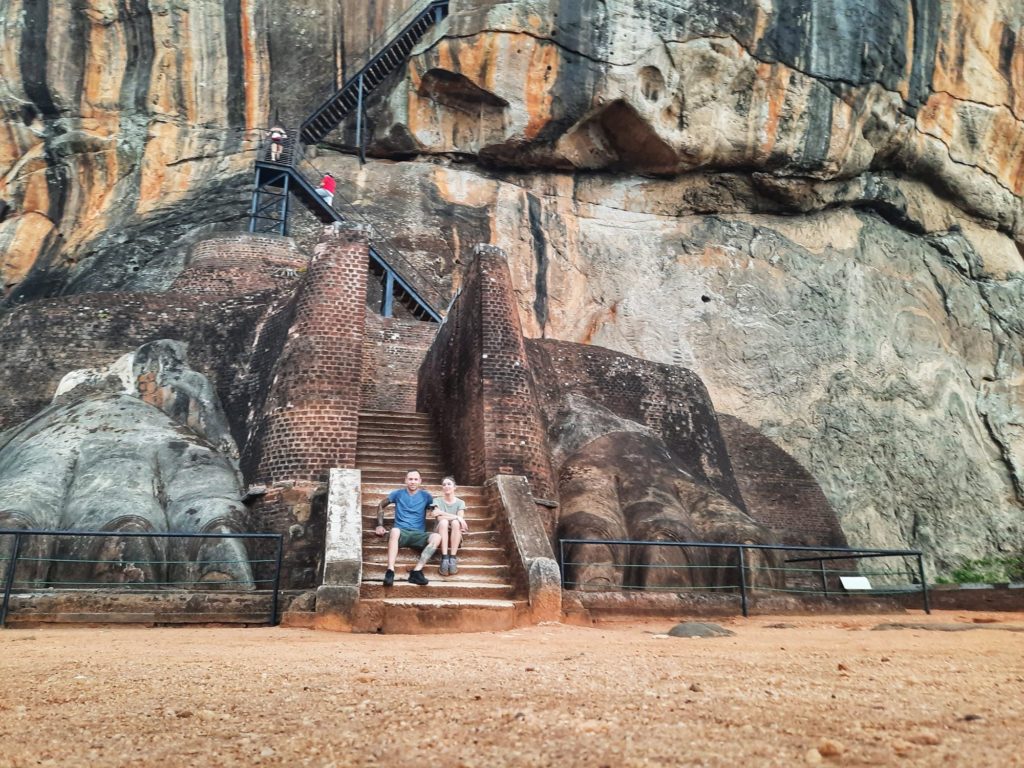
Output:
[559, 539, 930, 617]
[300, 0, 450, 146]
[250, 132, 447, 319]
[248, 0, 454, 318]
[0, 529, 285, 628]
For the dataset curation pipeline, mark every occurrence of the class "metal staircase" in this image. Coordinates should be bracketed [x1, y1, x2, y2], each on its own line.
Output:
[301, 0, 450, 147]
[247, 0, 451, 322]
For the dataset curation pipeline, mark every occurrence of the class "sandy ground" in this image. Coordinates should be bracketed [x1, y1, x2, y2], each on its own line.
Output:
[1, 611, 1023, 767]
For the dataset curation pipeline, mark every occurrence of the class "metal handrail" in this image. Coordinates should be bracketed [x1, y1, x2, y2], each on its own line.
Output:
[0, 529, 285, 627]
[559, 538, 930, 617]
[279, 140, 449, 316]
[343, 0, 449, 86]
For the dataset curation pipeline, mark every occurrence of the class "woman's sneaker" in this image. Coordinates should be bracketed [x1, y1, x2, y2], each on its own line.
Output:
[448, 556, 458, 575]
[439, 556, 451, 576]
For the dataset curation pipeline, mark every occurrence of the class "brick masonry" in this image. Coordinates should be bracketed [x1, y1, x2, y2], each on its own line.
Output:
[361, 312, 438, 412]
[717, 414, 847, 546]
[418, 245, 556, 500]
[249, 224, 370, 485]
[172, 233, 306, 295]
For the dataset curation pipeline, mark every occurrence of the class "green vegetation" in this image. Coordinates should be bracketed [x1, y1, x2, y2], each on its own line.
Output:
[935, 554, 1024, 584]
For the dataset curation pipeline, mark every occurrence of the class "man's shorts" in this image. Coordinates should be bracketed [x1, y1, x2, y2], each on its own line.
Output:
[397, 529, 431, 549]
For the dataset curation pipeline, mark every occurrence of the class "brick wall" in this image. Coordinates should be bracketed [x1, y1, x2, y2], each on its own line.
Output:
[418, 245, 556, 499]
[172, 233, 306, 295]
[717, 414, 847, 546]
[247, 482, 327, 590]
[249, 224, 370, 485]
[361, 312, 438, 412]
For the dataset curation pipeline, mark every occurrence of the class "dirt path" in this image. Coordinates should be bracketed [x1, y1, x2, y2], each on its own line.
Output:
[2, 611, 1023, 767]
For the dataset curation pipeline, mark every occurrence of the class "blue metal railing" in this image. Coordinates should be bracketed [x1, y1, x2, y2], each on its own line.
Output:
[559, 539, 930, 617]
[1, 529, 285, 627]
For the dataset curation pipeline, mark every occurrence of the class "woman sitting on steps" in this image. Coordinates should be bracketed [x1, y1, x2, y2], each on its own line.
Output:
[432, 476, 468, 576]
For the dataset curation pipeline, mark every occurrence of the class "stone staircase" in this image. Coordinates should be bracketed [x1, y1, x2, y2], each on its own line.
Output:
[352, 409, 523, 632]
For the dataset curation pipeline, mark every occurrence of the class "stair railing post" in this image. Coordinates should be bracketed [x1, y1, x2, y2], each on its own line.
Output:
[382, 270, 395, 318]
[737, 545, 748, 617]
[917, 552, 930, 615]
[280, 172, 291, 237]
[248, 179, 259, 233]
[1, 532, 23, 629]
[356, 73, 366, 165]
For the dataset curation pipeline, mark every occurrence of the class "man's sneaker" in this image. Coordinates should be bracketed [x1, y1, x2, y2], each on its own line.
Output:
[408, 569, 429, 586]
[448, 556, 458, 575]
[383, 569, 395, 587]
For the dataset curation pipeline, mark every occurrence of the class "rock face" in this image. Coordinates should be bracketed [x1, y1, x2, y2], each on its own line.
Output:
[525, 340, 787, 590]
[1, 0, 1022, 576]
[0, 341, 253, 588]
[0, 0, 409, 300]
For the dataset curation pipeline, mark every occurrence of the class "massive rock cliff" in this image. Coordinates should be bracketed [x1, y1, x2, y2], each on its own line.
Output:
[1, 0, 1022, 575]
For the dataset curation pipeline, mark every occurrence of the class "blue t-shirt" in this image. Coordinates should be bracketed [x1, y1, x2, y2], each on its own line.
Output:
[388, 488, 434, 531]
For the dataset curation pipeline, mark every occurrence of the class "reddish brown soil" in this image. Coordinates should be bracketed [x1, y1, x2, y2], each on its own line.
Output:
[1, 611, 1023, 767]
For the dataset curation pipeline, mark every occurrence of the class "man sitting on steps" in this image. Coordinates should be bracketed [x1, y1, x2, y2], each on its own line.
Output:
[374, 469, 440, 586]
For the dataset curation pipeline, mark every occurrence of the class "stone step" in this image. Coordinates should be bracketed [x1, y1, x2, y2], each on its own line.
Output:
[355, 440, 440, 451]
[360, 544, 507, 561]
[355, 452, 444, 465]
[357, 462, 447, 473]
[362, 562, 510, 582]
[359, 410, 432, 422]
[362, 534, 502, 551]
[356, 439, 439, 448]
[356, 430, 437, 441]
[362, 527, 500, 539]
[361, 501, 489, 512]
[356, 426, 435, 435]
[352, 597, 522, 634]
[362, 483, 484, 497]
[360, 474, 448, 484]
[359, 580, 516, 601]
[361, 516, 496, 529]
[356, 426, 434, 437]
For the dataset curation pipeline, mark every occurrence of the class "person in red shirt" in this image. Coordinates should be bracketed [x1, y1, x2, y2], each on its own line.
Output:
[315, 172, 336, 207]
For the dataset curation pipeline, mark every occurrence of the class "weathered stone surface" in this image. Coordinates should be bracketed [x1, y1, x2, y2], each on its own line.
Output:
[1, 0, 1022, 581]
[320, 152, 1023, 577]
[0, 0, 412, 300]
[368, 0, 1024, 242]
[667, 621, 736, 638]
[0, 341, 252, 588]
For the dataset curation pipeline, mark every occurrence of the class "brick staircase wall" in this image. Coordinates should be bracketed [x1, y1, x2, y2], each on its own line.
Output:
[250, 225, 370, 485]
[172, 234, 306, 295]
[360, 313, 437, 413]
[417, 244, 556, 500]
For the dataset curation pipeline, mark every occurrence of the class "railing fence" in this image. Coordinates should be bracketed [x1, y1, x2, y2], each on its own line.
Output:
[559, 539, 930, 617]
[0, 529, 284, 628]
